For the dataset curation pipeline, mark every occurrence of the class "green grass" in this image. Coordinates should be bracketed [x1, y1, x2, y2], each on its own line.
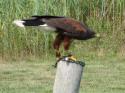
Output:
[0, 59, 55, 93]
[0, 57, 125, 93]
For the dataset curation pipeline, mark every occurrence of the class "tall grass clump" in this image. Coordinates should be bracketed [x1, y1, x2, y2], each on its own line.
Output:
[0, 0, 125, 60]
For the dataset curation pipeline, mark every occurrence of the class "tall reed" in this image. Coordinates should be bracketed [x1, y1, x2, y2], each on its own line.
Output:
[0, 0, 125, 60]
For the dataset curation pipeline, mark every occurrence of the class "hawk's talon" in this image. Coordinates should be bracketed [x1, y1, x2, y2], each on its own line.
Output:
[62, 55, 77, 62]
[68, 55, 77, 62]
[54, 55, 77, 68]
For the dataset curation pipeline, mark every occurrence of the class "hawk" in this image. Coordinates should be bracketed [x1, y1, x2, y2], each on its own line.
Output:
[13, 15, 97, 61]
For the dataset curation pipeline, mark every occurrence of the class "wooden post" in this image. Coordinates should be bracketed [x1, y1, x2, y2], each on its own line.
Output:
[53, 60, 85, 93]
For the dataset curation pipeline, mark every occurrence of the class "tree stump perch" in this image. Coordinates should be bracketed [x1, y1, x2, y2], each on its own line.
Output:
[53, 59, 85, 93]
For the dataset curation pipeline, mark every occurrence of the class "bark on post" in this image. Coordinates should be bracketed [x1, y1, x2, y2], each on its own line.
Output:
[53, 60, 85, 93]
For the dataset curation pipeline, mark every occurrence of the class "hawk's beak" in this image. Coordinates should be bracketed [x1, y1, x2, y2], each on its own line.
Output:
[95, 33, 100, 38]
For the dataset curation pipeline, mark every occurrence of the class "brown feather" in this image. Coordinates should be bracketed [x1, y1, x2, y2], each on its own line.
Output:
[45, 18, 87, 33]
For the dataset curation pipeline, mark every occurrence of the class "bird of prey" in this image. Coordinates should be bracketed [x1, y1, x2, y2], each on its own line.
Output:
[13, 15, 97, 61]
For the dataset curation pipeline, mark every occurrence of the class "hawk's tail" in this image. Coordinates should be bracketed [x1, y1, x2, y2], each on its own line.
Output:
[13, 15, 65, 28]
[13, 18, 45, 27]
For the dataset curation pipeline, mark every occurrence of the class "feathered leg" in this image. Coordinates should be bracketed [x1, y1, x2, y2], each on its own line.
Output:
[63, 36, 71, 51]
[63, 36, 76, 61]
[53, 33, 64, 58]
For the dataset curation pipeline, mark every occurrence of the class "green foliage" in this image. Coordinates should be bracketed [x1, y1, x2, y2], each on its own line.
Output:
[0, 0, 125, 60]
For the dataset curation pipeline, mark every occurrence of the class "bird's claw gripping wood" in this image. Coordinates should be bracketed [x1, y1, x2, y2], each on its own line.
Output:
[58, 55, 77, 62]
[54, 55, 77, 68]
[68, 55, 77, 62]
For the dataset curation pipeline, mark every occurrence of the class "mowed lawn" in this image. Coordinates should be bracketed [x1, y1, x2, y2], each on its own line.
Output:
[0, 57, 125, 93]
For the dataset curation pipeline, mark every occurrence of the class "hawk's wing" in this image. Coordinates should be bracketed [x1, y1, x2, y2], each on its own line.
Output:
[45, 18, 91, 38]
[46, 18, 87, 33]
[13, 15, 95, 39]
